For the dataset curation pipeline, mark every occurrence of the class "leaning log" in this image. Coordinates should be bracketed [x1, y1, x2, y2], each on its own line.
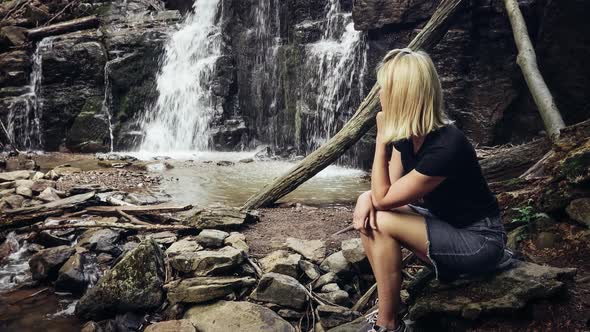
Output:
[504, 0, 565, 140]
[27, 15, 100, 40]
[479, 137, 550, 183]
[242, 0, 467, 210]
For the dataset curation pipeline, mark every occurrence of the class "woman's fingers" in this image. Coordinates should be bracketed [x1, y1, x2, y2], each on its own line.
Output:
[369, 208, 377, 230]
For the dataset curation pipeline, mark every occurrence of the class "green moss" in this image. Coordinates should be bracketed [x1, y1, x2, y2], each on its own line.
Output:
[560, 150, 590, 180]
[93, 3, 112, 17]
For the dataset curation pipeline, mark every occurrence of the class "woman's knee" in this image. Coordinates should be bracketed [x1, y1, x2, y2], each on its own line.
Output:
[374, 211, 403, 233]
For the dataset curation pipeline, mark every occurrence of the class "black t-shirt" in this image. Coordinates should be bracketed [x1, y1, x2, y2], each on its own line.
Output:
[392, 124, 500, 227]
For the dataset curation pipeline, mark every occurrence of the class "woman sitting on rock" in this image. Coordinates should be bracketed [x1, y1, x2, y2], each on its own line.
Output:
[353, 48, 512, 332]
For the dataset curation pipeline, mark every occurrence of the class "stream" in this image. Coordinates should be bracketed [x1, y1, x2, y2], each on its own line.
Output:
[136, 151, 370, 207]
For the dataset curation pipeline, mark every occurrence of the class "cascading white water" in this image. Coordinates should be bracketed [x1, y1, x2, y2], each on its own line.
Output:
[139, 0, 223, 153]
[304, 0, 368, 149]
[6, 37, 53, 150]
[101, 61, 115, 152]
[251, 0, 282, 144]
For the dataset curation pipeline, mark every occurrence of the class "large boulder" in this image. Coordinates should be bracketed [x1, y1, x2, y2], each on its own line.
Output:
[283, 237, 326, 263]
[259, 250, 301, 278]
[169, 246, 244, 276]
[566, 198, 590, 227]
[407, 261, 577, 323]
[144, 320, 196, 332]
[0, 170, 32, 182]
[341, 238, 366, 265]
[75, 239, 166, 320]
[250, 272, 309, 309]
[184, 301, 295, 332]
[55, 253, 87, 293]
[195, 229, 229, 248]
[77, 229, 121, 254]
[165, 276, 256, 304]
[165, 238, 202, 257]
[184, 207, 259, 230]
[29, 245, 75, 280]
[320, 251, 351, 275]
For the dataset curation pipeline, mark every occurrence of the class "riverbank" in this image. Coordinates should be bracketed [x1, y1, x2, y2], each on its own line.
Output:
[0, 151, 588, 331]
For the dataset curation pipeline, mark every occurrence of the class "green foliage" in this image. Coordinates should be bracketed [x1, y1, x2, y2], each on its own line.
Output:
[511, 199, 546, 232]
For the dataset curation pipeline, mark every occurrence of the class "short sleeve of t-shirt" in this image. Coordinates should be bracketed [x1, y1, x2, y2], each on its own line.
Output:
[415, 145, 453, 177]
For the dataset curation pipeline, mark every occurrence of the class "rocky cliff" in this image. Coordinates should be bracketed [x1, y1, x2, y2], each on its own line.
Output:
[0, 0, 588, 167]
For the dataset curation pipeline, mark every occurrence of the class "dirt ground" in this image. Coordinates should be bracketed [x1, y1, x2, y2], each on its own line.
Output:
[243, 205, 358, 259]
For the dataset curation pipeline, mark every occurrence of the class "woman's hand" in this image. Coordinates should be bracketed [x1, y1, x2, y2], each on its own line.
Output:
[375, 111, 387, 145]
[353, 191, 376, 235]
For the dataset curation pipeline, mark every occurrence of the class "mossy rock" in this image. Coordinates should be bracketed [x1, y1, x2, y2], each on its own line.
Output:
[407, 261, 576, 326]
[66, 96, 110, 152]
[75, 239, 165, 320]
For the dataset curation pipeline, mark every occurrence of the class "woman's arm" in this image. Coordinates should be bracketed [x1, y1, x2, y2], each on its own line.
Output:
[370, 112, 445, 214]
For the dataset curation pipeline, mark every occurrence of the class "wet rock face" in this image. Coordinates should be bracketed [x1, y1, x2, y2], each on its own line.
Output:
[352, 0, 438, 30]
[0, 50, 29, 87]
[39, 30, 107, 151]
[75, 239, 166, 320]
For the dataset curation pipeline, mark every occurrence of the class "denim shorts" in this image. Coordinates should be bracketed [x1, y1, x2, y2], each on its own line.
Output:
[409, 204, 507, 282]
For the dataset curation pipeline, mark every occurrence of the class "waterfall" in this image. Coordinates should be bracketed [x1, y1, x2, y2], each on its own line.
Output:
[251, 0, 282, 145]
[102, 61, 115, 152]
[139, 0, 223, 153]
[303, 0, 368, 150]
[6, 37, 53, 150]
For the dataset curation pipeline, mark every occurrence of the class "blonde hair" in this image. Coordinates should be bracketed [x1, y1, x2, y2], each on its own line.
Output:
[376, 48, 451, 143]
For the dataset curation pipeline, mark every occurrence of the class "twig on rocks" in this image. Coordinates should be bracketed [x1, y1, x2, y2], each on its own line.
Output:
[117, 208, 152, 226]
[351, 283, 377, 312]
[244, 255, 263, 278]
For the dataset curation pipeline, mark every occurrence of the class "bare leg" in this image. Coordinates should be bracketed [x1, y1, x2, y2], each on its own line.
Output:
[359, 210, 429, 330]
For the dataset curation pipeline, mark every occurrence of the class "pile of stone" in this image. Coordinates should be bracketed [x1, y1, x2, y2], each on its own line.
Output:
[0, 168, 78, 210]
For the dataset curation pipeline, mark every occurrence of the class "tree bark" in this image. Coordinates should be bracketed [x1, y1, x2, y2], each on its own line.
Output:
[242, 0, 467, 210]
[27, 15, 100, 40]
[504, 0, 565, 140]
[479, 137, 550, 182]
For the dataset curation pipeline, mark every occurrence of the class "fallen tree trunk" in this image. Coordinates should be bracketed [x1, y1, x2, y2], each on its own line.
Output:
[27, 15, 100, 40]
[479, 137, 550, 182]
[32, 221, 193, 232]
[504, 0, 565, 140]
[242, 0, 467, 210]
[85, 204, 193, 216]
[497, 119, 590, 217]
